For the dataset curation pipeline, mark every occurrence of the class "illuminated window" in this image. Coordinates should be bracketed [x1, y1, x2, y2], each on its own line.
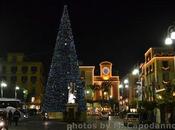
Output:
[31, 97, 35, 102]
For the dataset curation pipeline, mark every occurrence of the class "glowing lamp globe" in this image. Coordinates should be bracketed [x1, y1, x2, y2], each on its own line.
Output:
[165, 37, 173, 45]
[171, 32, 175, 39]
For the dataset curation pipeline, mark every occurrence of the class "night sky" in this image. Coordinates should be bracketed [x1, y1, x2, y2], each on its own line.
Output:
[1, 0, 175, 77]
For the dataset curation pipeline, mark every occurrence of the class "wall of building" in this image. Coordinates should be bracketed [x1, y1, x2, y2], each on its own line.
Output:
[0, 53, 44, 109]
[142, 47, 175, 101]
[80, 61, 120, 113]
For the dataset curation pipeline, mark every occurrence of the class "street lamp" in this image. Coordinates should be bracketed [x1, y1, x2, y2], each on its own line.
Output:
[124, 79, 129, 84]
[23, 90, 27, 94]
[165, 24, 175, 45]
[119, 84, 124, 110]
[86, 90, 90, 94]
[23, 89, 28, 100]
[119, 84, 124, 97]
[132, 68, 139, 75]
[15, 86, 20, 99]
[1, 81, 7, 98]
[132, 67, 143, 109]
[124, 79, 129, 89]
[125, 84, 129, 88]
[123, 79, 129, 111]
[119, 84, 123, 89]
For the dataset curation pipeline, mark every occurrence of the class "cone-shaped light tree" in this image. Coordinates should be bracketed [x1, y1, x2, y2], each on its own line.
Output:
[42, 5, 86, 112]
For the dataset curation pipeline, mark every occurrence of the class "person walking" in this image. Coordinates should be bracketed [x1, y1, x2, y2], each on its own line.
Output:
[8, 110, 13, 126]
[13, 109, 20, 126]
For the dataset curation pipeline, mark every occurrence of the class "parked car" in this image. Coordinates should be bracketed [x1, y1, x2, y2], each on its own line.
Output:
[123, 113, 140, 126]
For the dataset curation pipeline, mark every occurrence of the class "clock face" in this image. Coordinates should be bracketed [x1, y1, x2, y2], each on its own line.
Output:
[103, 67, 109, 75]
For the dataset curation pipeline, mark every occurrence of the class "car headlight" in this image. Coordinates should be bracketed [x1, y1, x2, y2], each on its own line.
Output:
[1, 128, 7, 130]
[24, 114, 29, 118]
[0, 121, 5, 126]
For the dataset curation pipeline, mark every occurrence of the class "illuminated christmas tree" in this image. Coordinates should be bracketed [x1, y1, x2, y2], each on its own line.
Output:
[42, 5, 86, 112]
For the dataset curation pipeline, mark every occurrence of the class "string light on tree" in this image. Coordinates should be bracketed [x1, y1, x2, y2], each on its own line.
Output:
[42, 5, 86, 112]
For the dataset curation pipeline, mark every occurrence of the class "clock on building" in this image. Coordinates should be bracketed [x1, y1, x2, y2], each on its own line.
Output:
[102, 67, 110, 75]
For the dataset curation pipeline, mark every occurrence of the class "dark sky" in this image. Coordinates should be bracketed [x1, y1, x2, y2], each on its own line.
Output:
[1, 0, 175, 77]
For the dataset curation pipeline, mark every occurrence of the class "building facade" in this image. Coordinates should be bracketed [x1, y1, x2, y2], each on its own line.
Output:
[0, 53, 44, 110]
[119, 71, 140, 112]
[142, 47, 175, 102]
[80, 61, 120, 113]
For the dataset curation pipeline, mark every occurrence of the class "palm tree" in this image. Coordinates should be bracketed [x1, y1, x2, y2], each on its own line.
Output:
[88, 84, 101, 91]
[101, 81, 111, 92]
[101, 81, 112, 100]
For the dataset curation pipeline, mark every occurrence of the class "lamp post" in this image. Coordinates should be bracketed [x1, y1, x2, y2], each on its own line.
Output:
[119, 84, 124, 97]
[23, 89, 28, 110]
[15, 86, 20, 99]
[124, 79, 129, 98]
[119, 84, 124, 111]
[165, 24, 175, 45]
[1, 81, 7, 98]
[132, 68, 139, 76]
[23, 89, 28, 101]
[132, 67, 143, 110]
[123, 79, 129, 111]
